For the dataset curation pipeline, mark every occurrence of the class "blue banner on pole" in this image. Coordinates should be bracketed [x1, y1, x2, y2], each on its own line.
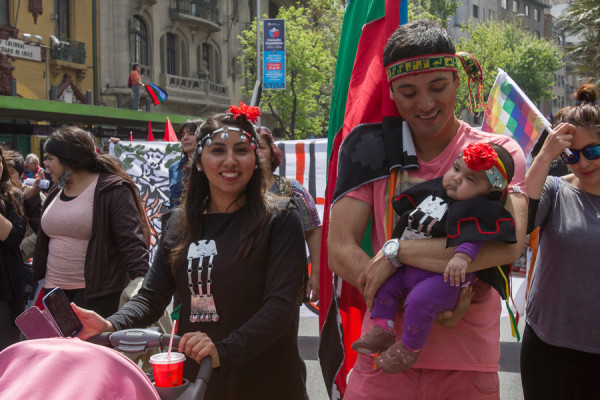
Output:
[263, 19, 286, 90]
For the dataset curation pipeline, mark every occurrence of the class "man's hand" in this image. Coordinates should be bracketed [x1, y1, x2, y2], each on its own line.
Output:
[444, 253, 471, 287]
[357, 250, 396, 311]
[434, 285, 474, 329]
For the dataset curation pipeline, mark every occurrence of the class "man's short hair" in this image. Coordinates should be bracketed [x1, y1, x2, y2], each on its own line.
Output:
[25, 153, 39, 164]
[131, 63, 139, 71]
[383, 20, 455, 67]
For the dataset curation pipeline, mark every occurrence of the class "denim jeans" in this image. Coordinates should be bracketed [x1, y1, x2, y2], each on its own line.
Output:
[131, 85, 140, 110]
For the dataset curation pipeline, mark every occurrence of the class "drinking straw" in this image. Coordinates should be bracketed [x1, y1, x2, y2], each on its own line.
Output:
[168, 304, 182, 360]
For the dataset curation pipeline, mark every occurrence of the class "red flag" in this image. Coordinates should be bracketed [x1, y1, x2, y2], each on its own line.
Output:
[164, 117, 178, 142]
[147, 121, 155, 142]
[319, 0, 403, 396]
[129, 131, 133, 142]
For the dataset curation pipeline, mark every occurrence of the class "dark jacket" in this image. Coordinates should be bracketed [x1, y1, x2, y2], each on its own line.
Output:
[0, 196, 26, 317]
[33, 173, 149, 299]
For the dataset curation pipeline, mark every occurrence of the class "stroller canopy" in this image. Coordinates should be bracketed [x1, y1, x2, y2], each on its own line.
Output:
[0, 337, 160, 399]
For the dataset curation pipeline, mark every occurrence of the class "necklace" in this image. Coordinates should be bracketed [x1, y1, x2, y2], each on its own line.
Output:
[581, 189, 600, 219]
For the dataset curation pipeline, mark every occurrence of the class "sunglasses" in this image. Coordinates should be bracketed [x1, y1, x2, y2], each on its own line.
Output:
[560, 144, 600, 165]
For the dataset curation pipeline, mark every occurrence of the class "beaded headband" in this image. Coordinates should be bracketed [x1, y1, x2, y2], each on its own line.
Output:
[386, 51, 485, 113]
[196, 126, 258, 156]
[196, 102, 261, 156]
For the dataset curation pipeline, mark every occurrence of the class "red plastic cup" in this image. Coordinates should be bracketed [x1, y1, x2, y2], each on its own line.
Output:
[150, 352, 185, 387]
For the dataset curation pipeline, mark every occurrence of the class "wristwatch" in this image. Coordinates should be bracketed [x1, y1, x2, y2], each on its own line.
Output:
[382, 238, 401, 268]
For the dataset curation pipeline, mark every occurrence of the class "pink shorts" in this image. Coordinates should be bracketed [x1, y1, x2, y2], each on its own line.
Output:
[344, 354, 500, 400]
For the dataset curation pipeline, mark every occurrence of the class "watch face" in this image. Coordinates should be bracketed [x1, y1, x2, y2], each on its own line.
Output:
[384, 240, 398, 255]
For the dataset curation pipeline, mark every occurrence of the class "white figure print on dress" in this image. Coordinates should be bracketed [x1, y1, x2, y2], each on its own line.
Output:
[187, 240, 219, 323]
[401, 195, 448, 240]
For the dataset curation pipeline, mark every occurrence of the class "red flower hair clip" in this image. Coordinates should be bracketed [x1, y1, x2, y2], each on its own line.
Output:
[228, 102, 261, 123]
[462, 143, 498, 171]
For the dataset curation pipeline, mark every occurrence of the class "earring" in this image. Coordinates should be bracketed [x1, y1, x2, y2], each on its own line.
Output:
[197, 166, 202, 172]
[254, 164, 258, 170]
[57, 169, 71, 190]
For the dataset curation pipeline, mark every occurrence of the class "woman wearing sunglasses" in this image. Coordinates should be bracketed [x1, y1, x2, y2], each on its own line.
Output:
[521, 83, 600, 400]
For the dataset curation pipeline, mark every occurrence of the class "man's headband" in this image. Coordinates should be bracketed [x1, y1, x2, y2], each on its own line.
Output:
[461, 143, 508, 204]
[386, 52, 485, 113]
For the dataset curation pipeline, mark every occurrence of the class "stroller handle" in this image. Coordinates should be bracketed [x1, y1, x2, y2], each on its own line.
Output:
[88, 328, 212, 399]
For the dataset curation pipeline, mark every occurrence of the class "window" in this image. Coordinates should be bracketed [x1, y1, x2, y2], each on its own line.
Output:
[535, 30, 540, 39]
[57, 0, 70, 38]
[166, 33, 176, 75]
[268, 1, 279, 18]
[525, 5, 530, 17]
[129, 16, 148, 66]
[197, 43, 222, 83]
[501, 0, 507, 9]
[0, 0, 8, 25]
[534, 8, 539, 21]
[513, 0, 518, 13]
[473, 4, 479, 18]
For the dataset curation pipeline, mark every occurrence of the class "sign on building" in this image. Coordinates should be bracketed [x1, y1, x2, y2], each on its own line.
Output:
[0, 38, 41, 62]
[262, 19, 286, 90]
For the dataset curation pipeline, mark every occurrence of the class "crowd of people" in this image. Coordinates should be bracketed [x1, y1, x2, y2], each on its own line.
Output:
[0, 19, 598, 400]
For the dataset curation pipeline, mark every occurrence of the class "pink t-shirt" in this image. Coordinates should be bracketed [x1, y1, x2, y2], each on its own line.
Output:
[42, 176, 98, 290]
[348, 121, 527, 371]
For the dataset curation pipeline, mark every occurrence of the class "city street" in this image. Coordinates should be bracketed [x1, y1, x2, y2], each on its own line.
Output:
[299, 304, 525, 400]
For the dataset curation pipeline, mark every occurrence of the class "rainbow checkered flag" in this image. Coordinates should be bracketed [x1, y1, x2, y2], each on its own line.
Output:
[481, 69, 551, 156]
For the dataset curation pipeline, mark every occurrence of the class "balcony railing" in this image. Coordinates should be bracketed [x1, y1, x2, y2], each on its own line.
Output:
[50, 39, 86, 64]
[170, 0, 221, 25]
[161, 73, 228, 103]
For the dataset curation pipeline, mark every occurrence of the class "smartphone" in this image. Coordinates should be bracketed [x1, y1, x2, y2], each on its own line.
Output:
[15, 306, 61, 340]
[42, 288, 83, 338]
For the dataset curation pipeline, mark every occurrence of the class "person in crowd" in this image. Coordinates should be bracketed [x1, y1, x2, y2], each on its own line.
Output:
[3, 150, 45, 260]
[257, 126, 321, 302]
[257, 125, 321, 398]
[128, 63, 144, 110]
[169, 119, 203, 208]
[73, 104, 308, 400]
[0, 146, 26, 351]
[32, 126, 149, 318]
[327, 20, 527, 399]
[24, 153, 43, 179]
[521, 83, 600, 400]
[353, 143, 516, 373]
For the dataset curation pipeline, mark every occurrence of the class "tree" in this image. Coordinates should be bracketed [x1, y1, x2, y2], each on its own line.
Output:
[408, 0, 460, 28]
[238, 0, 343, 139]
[455, 20, 562, 116]
[558, 0, 600, 85]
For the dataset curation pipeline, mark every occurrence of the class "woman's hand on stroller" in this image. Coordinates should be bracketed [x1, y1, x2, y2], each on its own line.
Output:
[179, 331, 220, 368]
[71, 303, 115, 340]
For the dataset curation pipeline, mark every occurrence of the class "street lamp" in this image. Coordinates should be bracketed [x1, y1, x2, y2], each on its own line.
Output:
[22, 33, 50, 100]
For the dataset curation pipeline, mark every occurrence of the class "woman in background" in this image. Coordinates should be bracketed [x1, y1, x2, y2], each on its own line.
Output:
[168, 119, 203, 208]
[33, 126, 149, 317]
[522, 83, 600, 399]
[0, 146, 26, 350]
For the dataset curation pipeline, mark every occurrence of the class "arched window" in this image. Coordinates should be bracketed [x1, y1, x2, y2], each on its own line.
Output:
[129, 16, 148, 65]
[166, 33, 176, 75]
[197, 43, 222, 83]
[0, 1, 9, 25]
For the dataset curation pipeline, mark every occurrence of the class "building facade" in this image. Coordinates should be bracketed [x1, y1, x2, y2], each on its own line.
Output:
[97, 0, 291, 117]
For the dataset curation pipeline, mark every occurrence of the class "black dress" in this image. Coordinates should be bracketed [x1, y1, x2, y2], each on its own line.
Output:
[108, 202, 307, 400]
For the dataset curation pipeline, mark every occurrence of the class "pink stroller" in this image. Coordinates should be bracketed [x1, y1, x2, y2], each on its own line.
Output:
[0, 329, 211, 400]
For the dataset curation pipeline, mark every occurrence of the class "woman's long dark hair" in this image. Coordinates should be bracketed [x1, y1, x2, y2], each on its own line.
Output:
[44, 126, 149, 242]
[171, 113, 275, 272]
[0, 146, 23, 216]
